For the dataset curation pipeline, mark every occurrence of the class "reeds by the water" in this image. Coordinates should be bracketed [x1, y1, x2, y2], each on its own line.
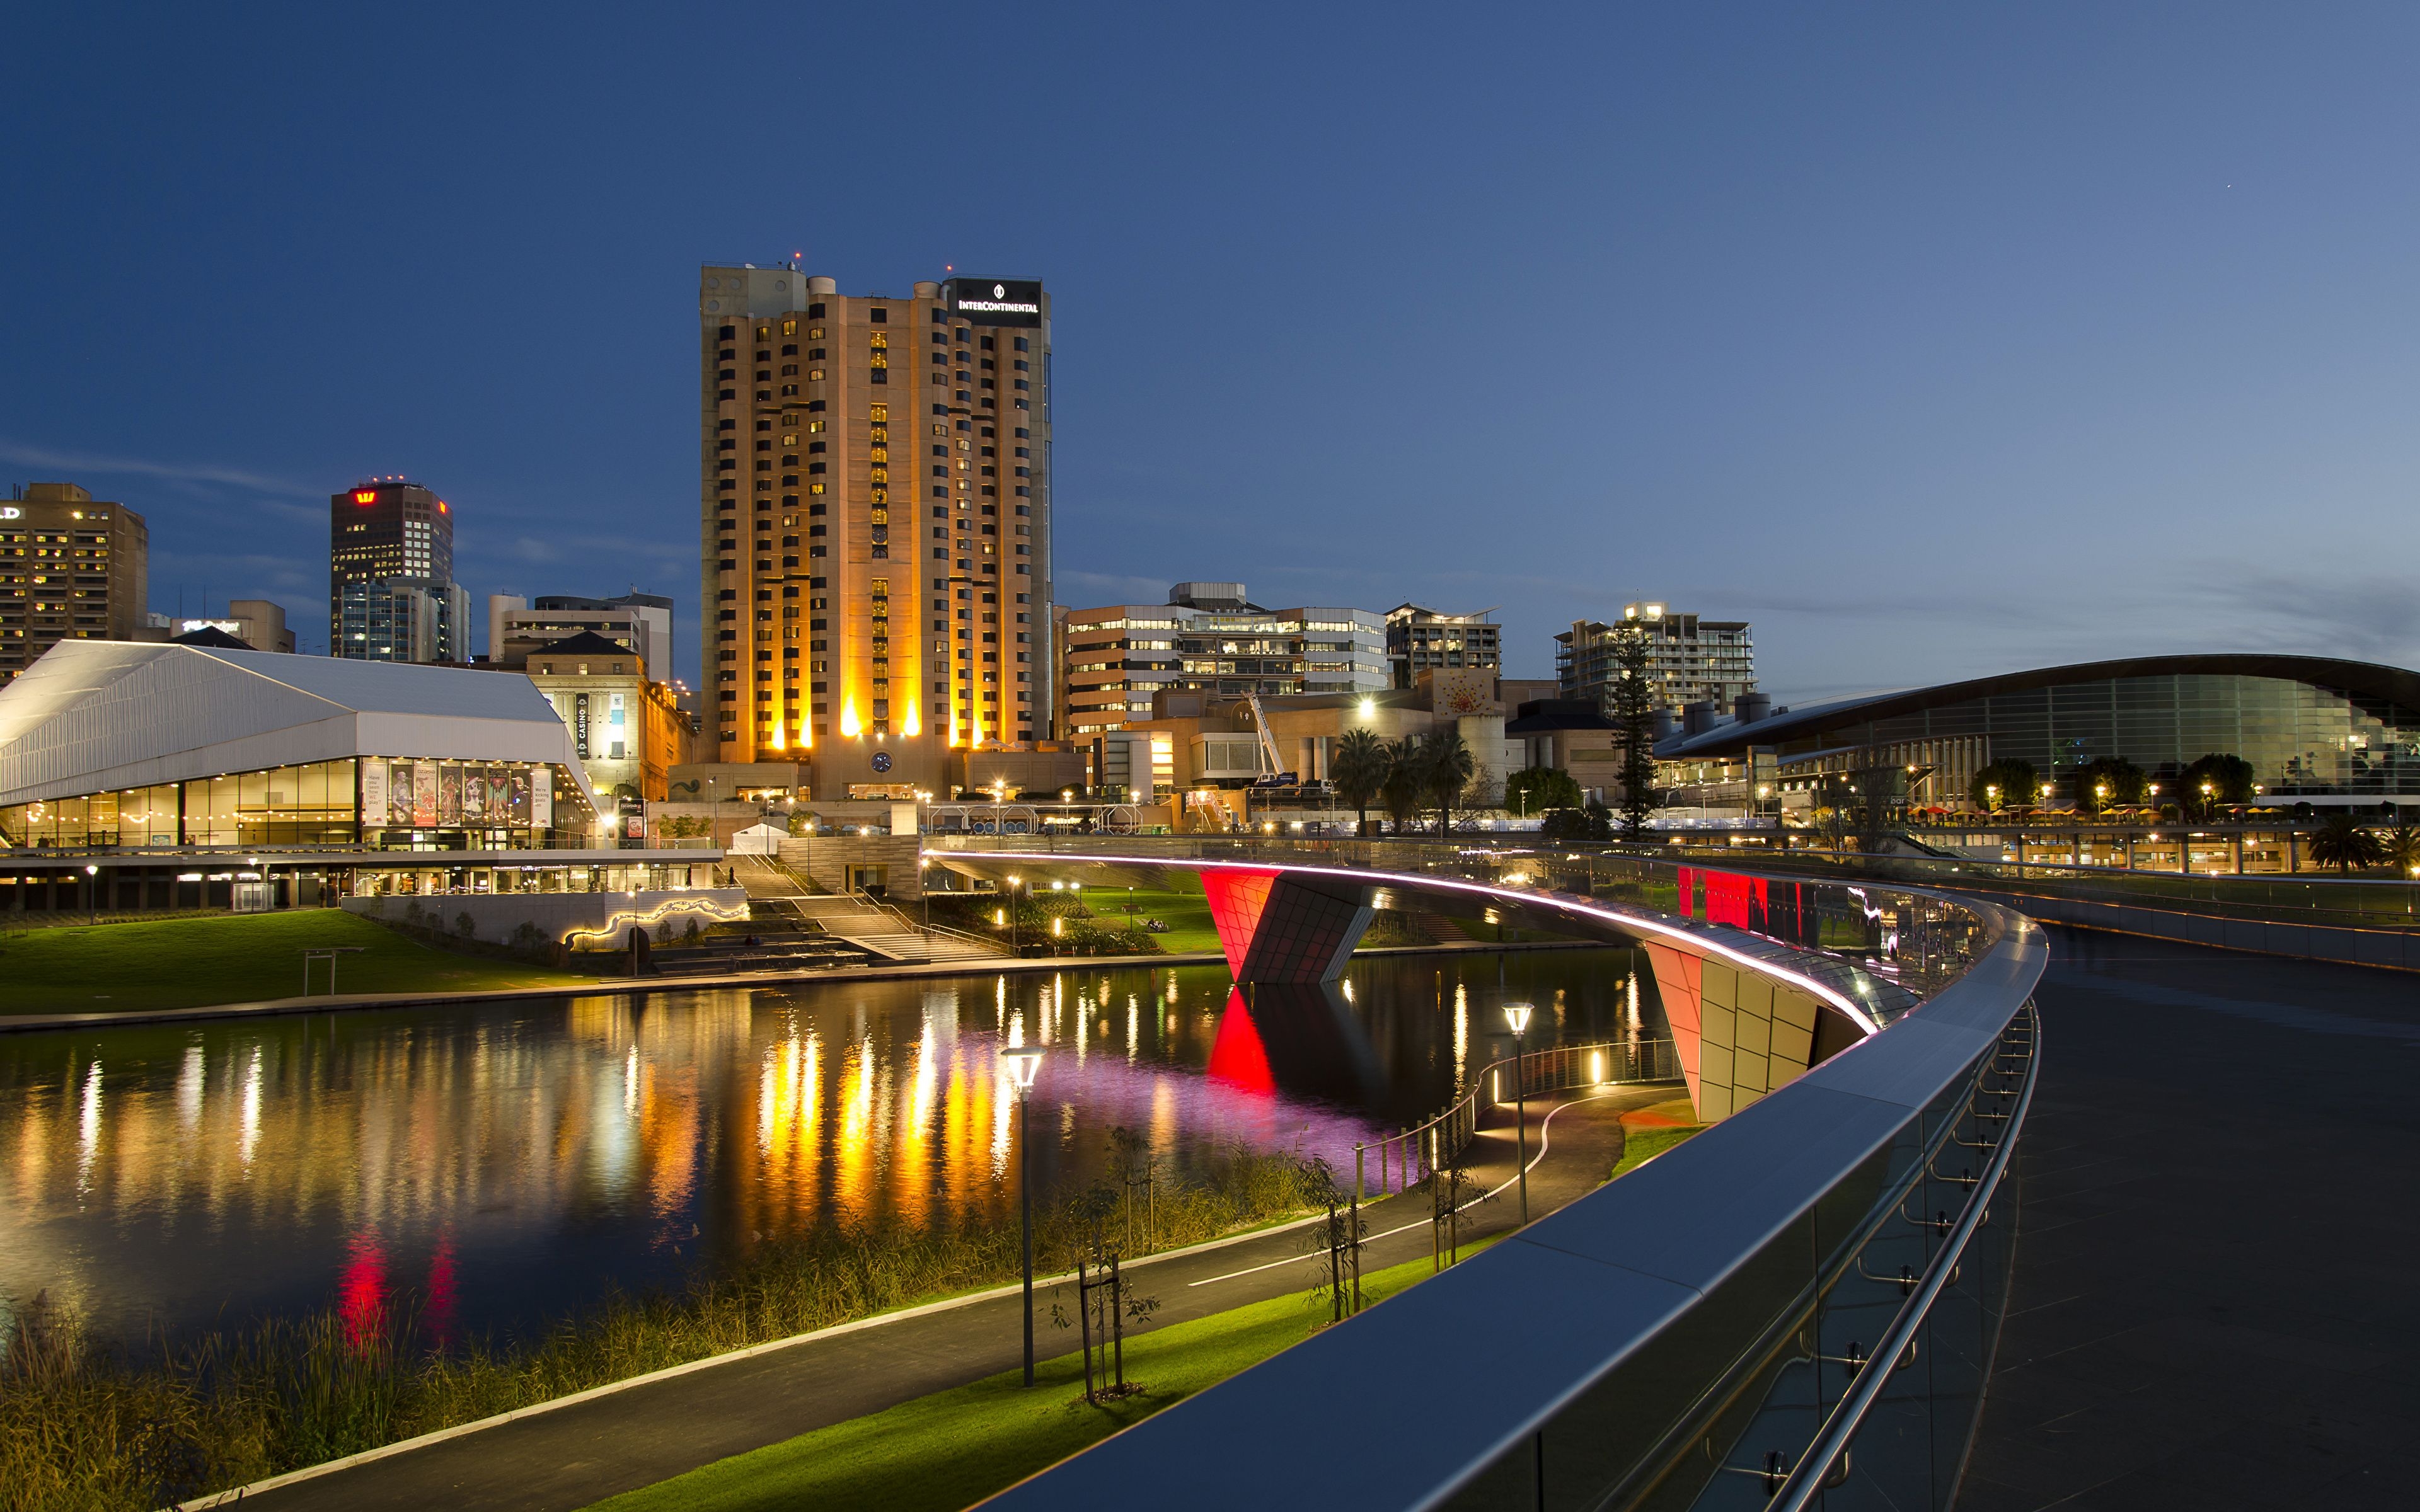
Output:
[0, 1145, 1330, 1512]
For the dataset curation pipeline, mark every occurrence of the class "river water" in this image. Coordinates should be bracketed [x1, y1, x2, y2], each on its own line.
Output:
[0, 948, 1657, 1347]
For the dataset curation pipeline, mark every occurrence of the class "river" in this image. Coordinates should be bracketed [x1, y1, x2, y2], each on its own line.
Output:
[0, 948, 1659, 1348]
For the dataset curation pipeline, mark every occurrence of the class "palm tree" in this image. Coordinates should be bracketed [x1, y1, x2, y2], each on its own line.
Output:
[2384, 814, 2420, 877]
[1330, 728, 1391, 839]
[1423, 729, 1476, 837]
[1380, 736, 1425, 835]
[2306, 812, 2387, 874]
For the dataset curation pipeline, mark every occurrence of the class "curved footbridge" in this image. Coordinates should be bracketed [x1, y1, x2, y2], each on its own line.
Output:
[932, 845, 1944, 1128]
[940, 840, 2048, 1512]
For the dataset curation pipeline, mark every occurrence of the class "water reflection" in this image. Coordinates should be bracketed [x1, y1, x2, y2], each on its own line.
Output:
[0, 949, 1655, 1347]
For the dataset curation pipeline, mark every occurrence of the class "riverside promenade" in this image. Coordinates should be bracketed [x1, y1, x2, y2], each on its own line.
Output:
[233, 1079, 1683, 1512]
[1962, 928, 2418, 1510]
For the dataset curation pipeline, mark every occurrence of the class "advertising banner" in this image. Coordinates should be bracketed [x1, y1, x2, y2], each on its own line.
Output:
[463, 765, 486, 821]
[439, 765, 464, 827]
[413, 762, 438, 827]
[360, 759, 387, 826]
[531, 767, 552, 830]
[574, 692, 591, 758]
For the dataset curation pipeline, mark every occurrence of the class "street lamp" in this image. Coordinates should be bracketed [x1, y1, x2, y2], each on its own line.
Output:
[83, 862, 98, 925]
[1503, 1001, 1533, 1225]
[918, 854, 931, 936]
[1001, 1045, 1047, 1385]
[1005, 875, 1022, 954]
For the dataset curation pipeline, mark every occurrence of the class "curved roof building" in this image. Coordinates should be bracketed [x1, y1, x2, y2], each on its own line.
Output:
[1659, 654, 2420, 803]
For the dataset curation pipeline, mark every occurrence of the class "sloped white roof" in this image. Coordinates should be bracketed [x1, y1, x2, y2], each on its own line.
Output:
[0, 641, 599, 810]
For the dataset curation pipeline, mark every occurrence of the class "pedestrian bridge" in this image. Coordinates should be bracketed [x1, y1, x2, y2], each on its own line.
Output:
[936, 837, 2044, 1511]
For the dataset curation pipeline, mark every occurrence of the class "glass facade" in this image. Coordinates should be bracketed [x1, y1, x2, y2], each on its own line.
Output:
[0, 757, 597, 850]
[1773, 672, 2420, 797]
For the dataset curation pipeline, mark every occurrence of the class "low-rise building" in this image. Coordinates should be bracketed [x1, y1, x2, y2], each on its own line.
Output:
[491, 592, 675, 684]
[523, 631, 685, 805]
[172, 599, 294, 653]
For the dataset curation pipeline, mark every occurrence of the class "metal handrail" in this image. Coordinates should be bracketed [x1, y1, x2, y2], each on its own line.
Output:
[1357, 1038, 1679, 1197]
[1768, 1000, 2041, 1509]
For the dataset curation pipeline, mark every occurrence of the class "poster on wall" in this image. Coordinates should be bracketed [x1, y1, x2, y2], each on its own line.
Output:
[463, 765, 487, 822]
[391, 762, 417, 827]
[488, 770, 510, 821]
[360, 759, 387, 826]
[413, 761, 438, 827]
[573, 692, 591, 759]
[510, 769, 531, 823]
[439, 765, 464, 826]
[531, 767, 552, 829]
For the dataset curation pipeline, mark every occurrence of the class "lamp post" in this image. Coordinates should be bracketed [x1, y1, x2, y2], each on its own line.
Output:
[918, 854, 931, 935]
[1005, 875, 1022, 954]
[1001, 1045, 1047, 1385]
[1503, 1001, 1533, 1225]
[83, 862, 98, 926]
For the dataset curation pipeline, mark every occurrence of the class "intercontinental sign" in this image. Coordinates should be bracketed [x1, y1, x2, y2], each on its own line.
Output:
[943, 277, 1043, 328]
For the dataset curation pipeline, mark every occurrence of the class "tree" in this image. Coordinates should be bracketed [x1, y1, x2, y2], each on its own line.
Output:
[1330, 728, 1392, 838]
[2179, 753, 2257, 817]
[1609, 622, 1659, 839]
[1503, 766, 1581, 821]
[2070, 756, 2148, 811]
[1380, 736, 1426, 834]
[2306, 812, 2387, 874]
[1422, 728, 1476, 836]
[2383, 813, 2420, 876]
[1970, 759, 2041, 812]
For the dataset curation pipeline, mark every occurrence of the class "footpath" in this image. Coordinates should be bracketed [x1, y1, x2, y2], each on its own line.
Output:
[228, 1080, 1685, 1512]
[0, 939, 1595, 1036]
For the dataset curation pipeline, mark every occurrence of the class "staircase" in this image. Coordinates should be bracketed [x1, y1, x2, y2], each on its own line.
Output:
[793, 894, 1009, 966]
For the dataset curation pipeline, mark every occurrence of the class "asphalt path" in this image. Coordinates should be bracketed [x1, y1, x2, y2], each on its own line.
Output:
[1961, 927, 2419, 1511]
[238, 1079, 1677, 1512]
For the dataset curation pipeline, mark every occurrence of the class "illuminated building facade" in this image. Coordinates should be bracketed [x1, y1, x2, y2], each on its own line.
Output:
[331, 478, 469, 662]
[1385, 603, 1501, 689]
[1558, 602, 1755, 721]
[0, 483, 149, 685]
[1058, 583, 1386, 740]
[698, 265, 1052, 798]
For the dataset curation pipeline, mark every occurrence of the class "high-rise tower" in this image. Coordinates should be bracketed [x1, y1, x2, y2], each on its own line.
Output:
[698, 266, 1052, 798]
[330, 479, 468, 662]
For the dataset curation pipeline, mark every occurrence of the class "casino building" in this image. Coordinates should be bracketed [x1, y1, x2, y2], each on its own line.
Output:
[698, 264, 1052, 800]
[0, 640, 715, 912]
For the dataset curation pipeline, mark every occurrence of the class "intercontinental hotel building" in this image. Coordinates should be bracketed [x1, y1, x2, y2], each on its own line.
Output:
[699, 265, 1051, 799]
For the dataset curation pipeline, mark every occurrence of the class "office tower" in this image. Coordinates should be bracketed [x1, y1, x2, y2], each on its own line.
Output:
[1057, 583, 1387, 739]
[331, 479, 468, 662]
[1386, 603, 1502, 688]
[699, 265, 1052, 798]
[493, 592, 675, 684]
[0, 482, 149, 683]
[1557, 602, 1754, 720]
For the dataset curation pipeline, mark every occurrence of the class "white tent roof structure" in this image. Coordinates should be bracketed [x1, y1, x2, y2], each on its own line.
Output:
[0, 641, 601, 812]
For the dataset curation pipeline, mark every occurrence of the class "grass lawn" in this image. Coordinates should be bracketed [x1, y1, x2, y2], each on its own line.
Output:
[0, 909, 597, 1015]
[581, 1245, 1489, 1512]
[1077, 885, 1224, 954]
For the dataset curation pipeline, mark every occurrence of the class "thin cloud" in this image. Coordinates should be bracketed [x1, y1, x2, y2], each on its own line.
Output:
[0, 439, 319, 497]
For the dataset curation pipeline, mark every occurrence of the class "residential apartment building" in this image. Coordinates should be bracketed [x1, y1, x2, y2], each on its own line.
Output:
[699, 265, 1052, 798]
[331, 479, 469, 662]
[490, 592, 674, 684]
[1058, 582, 1387, 739]
[1386, 602, 1501, 688]
[1557, 602, 1754, 719]
[0, 483, 149, 683]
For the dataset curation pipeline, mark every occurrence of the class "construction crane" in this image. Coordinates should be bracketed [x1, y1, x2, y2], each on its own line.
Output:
[1242, 692, 1296, 786]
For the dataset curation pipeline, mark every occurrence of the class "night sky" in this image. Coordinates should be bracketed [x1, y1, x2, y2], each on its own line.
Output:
[6, 4, 2417, 701]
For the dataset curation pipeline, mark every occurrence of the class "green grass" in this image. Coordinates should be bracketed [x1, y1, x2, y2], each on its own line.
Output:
[580, 1245, 1488, 1512]
[0, 910, 596, 1015]
[1082, 885, 1223, 954]
[1610, 1124, 1705, 1180]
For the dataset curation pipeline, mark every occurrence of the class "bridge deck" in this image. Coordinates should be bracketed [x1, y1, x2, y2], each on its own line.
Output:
[1963, 928, 2419, 1510]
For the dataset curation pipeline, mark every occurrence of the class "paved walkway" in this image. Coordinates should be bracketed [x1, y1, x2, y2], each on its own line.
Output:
[1961, 927, 2418, 1511]
[236, 1079, 1682, 1512]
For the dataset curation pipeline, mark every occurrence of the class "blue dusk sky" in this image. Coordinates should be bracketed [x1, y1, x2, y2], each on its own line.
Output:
[4, 3, 2417, 701]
